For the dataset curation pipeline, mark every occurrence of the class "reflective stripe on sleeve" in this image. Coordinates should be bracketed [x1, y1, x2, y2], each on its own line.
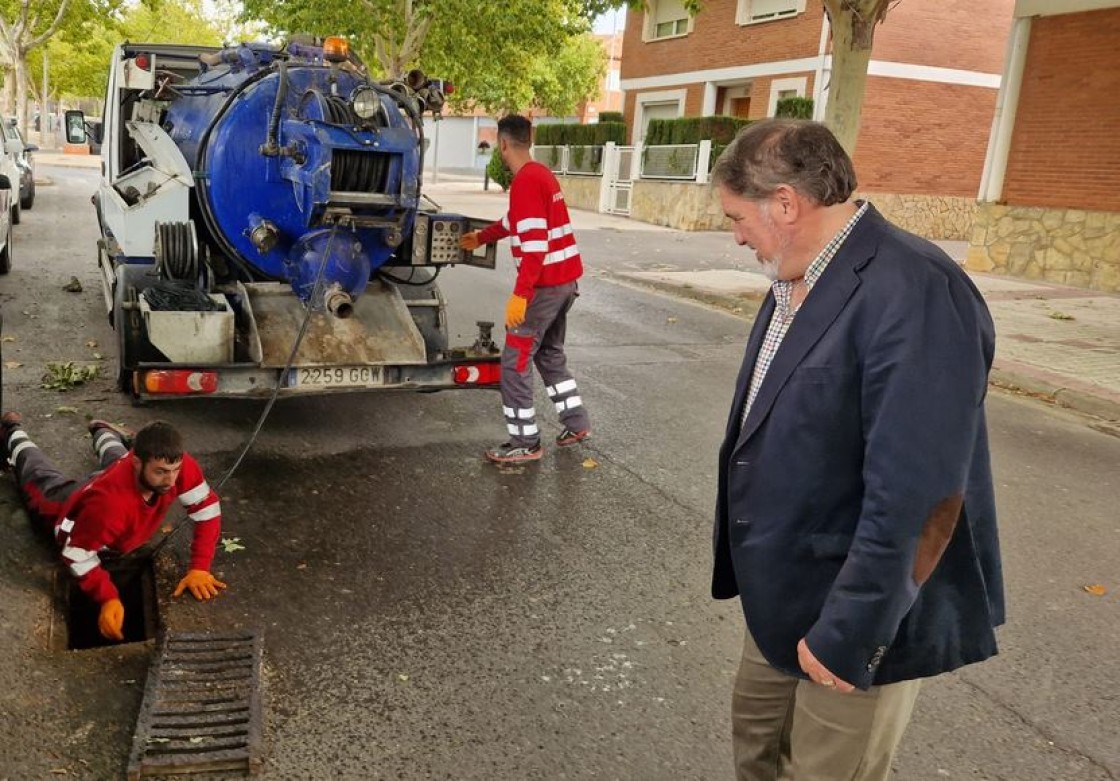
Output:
[189, 502, 222, 522]
[548, 225, 573, 240]
[62, 545, 101, 577]
[520, 240, 549, 254]
[516, 217, 547, 233]
[178, 481, 212, 506]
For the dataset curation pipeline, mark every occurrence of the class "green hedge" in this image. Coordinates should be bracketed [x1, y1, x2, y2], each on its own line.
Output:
[486, 152, 513, 191]
[644, 115, 751, 146]
[534, 122, 627, 146]
[598, 111, 624, 124]
[775, 97, 814, 119]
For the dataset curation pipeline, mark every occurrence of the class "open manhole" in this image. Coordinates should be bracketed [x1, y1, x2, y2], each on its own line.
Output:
[59, 555, 160, 650]
[127, 631, 263, 779]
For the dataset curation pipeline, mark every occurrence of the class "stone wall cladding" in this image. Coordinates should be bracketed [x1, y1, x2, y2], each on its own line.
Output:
[859, 193, 978, 241]
[1002, 8, 1120, 212]
[966, 204, 1120, 293]
[624, 180, 975, 239]
[556, 175, 603, 213]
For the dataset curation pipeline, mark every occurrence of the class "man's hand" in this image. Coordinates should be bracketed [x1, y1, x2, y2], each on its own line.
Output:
[98, 598, 125, 641]
[797, 638, 855, 693]
[505, 294, 528, 329]
[459, 231, 481, 252]
[173, 569, 228, 601]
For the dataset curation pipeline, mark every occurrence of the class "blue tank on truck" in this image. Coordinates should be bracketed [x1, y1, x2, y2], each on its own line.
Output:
[75, 38, 501, 399]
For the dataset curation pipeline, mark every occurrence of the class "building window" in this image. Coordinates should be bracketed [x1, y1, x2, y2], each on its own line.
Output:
[645, 0, 692, 41]
[737, 0, 806, 25]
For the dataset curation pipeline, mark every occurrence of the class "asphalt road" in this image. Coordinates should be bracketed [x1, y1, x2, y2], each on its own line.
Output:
[0, 165, 1116, 780]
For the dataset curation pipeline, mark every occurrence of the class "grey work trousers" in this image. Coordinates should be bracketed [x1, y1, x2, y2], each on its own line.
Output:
[733, 629, 921, 781]
[5, 425, 128, 536]
[501, 282, 590, 447]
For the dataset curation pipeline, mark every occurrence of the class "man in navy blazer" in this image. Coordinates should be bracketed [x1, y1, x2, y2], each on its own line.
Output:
[710, 120, 1004, 780]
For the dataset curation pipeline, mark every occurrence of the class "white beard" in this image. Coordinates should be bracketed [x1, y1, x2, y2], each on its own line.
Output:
[757, 257, 782, 281]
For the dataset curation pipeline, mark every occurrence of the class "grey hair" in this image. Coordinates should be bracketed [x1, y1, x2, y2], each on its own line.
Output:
[710, 119, 857, 206]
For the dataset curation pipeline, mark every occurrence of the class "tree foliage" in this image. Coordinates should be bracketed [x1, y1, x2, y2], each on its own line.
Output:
[237, 0, 612, 115]
[31, 0, 223, 106]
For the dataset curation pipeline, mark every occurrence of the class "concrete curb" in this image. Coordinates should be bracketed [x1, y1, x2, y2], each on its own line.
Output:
[608, 272, 1120, 427]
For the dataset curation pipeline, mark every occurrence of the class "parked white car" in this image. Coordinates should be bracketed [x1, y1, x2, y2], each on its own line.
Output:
[0, 121, 16, 273]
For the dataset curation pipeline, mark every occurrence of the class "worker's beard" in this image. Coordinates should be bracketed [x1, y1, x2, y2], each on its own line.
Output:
[137, 471, 173, 496]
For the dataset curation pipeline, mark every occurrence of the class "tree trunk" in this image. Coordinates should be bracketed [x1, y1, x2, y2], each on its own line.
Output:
[1, 67, 14, 116]
[13, 54, 28, 136]
[822, 3, 876, 157]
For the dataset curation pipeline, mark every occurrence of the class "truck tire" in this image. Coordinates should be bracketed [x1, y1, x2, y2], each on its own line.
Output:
[20, 180, 34, 211]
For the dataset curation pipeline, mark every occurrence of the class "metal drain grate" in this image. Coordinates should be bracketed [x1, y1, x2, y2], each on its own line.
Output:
[128, 631, 263, 779]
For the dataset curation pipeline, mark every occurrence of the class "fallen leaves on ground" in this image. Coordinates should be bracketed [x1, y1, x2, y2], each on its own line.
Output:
[1048, 311, 1075, 321]
[62, 277, 83, 293]
[1082, 584, 1107, 596]
[56, 406, 80, 415]
[4, 360, 22, 369]
[582, 458, 599, 469]
[221, 537, 246, 553]
[41, 362, 101, 391]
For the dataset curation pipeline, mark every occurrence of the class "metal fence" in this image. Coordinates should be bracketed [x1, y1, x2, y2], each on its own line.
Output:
[639, 144, 701, 180]
[531, 145, 604, 176]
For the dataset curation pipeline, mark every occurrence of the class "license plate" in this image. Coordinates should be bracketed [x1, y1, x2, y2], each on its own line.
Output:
[290, 366, 383, 388]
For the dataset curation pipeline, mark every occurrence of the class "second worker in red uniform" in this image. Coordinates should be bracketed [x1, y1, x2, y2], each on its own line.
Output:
[461, 114, 591, 464]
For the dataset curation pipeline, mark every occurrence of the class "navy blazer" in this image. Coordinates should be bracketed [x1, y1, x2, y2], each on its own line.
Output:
[712, 206, 1005, 690]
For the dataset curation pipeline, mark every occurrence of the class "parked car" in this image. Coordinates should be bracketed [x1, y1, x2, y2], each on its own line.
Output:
[1, 119, 35, 224]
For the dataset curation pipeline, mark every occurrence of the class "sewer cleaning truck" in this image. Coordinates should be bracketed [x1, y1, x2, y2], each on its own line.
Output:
[66, 37, 500, 400]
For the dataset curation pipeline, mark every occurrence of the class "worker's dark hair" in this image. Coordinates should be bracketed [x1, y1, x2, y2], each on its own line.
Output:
[711, 119, 857, 207]
[497, 114, 532, 148]
[133, 421, 184, 463]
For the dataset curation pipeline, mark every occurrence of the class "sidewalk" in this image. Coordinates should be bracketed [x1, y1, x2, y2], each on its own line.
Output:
[617, 266, 1120, 424]
[428, 179, 1120, 424]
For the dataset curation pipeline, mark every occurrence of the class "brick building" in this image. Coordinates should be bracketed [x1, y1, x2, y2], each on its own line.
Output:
[577, 33, 625, 124]
[968, 0, 1120, 292]
[618, 0, 1015, 238]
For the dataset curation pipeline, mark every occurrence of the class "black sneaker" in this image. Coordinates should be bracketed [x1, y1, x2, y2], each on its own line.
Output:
[485, 442, 543, 464]
[556, 428, 591, 447]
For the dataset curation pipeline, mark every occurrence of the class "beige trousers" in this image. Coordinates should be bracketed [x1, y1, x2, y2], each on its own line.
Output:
[732, 630, 921, 781]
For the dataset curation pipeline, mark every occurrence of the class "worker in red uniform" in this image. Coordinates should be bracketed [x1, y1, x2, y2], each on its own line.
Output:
[1, 412, 226, 641]
[460, 114, 592, 464]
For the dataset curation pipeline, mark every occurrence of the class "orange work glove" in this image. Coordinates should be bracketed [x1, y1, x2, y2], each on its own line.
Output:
[459, 231, 481, 251]
[173, 569, 228, 601]
[98, 598, 125, 641]
[505, 294, 528, 329]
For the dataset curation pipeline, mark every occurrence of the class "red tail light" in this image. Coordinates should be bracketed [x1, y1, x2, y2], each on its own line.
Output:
[142, 370, 218, 395]
[453, 363, 500, 386]
[134, 54, 152, 71]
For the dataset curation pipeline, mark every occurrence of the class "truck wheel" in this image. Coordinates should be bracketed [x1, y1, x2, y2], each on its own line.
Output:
[20, 181, 33, 211]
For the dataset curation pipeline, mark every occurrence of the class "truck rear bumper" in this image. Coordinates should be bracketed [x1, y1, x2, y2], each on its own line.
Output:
[130, 358, 501, 399]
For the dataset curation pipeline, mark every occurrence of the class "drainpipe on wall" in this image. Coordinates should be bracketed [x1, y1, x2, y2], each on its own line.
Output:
[813, 12, 831, 121]
[702, 82, 718, 116]
[979, 15, 1032, 203]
